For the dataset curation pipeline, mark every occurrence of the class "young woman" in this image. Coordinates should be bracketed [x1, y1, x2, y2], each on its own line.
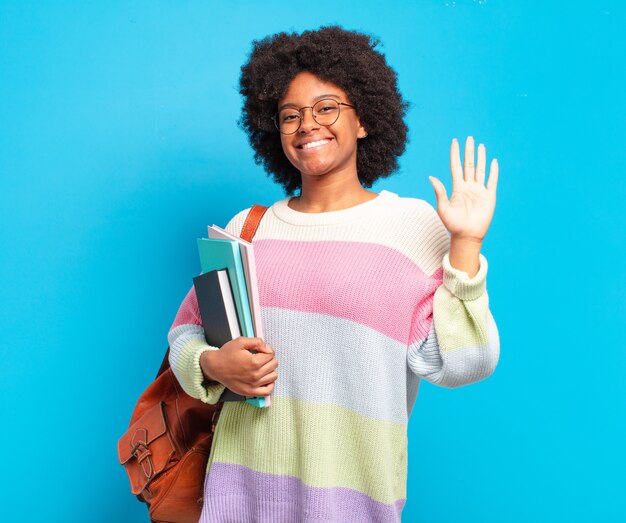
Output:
[168, 26, 500, 523]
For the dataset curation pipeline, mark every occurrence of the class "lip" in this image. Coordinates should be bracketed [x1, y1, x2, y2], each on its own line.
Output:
[296, 137, 334, 150]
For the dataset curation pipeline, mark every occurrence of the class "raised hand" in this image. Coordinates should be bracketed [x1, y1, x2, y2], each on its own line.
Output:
[428, 136, 498, 242]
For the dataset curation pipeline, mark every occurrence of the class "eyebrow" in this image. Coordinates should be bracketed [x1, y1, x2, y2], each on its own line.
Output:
[278, 93, 341, 111]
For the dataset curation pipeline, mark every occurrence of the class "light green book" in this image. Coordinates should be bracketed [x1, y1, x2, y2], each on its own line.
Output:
[196, 238, 254, 338]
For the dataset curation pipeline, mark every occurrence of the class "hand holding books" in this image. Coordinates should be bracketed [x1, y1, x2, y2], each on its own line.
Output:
[200, 337, 278, 398]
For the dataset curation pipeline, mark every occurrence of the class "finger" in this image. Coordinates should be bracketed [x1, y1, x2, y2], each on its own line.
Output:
[253, 371, 278, 388]
[428, 176, 450, 215]
[464, 136, 475, 181]
[245, 339, 273, 354]
[486, 158, 499, 193]
[476, 143, 486, 185]
[249, 381, 275, 397]
[235, 336, 262, 347]
[251, 357, 278, 381]
[251, 351, 275, 368]
[259, 356, 278, 374]
[450, 138, 463, 186]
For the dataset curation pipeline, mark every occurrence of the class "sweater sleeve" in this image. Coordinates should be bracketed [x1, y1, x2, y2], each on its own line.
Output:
[167, 207, 252, 404]
[406, 215, 500, 388]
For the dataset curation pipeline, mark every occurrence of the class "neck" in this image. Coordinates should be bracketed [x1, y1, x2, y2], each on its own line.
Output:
[290, 171, 378, 213]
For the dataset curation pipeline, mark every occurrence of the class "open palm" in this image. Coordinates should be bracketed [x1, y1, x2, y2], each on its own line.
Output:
[429, 136, 498, 241]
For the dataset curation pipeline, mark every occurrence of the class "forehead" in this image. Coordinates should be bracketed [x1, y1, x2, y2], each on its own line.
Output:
[279, 71, 350, 106]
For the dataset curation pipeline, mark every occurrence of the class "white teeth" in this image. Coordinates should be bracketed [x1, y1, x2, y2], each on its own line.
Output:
[301, 139, 331, 149]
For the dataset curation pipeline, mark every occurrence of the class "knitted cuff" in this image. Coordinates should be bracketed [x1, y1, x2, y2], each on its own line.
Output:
[194, 346, 226, 404]
[442, 252, 488, 301]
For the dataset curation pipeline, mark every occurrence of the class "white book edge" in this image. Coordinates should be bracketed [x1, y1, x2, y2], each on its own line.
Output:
[217, 270, 241, 338]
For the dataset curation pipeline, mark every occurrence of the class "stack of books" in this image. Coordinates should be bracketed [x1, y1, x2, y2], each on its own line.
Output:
[193, 224, 269, 408]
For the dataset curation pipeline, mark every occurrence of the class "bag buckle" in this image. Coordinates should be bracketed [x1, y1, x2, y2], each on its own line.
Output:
[130, 429, 155, 480]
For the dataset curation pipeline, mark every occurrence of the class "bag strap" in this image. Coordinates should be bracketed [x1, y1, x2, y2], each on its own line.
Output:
[157, 204, 269, 378]
[240, 204, 269, 242]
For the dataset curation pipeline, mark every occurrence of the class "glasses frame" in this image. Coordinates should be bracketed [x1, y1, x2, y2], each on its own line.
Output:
[273, 99, 355, 135]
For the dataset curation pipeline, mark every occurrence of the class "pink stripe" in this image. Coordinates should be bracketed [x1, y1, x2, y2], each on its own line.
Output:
[169, 285, 202, 330]
[255, 239, 442, 344]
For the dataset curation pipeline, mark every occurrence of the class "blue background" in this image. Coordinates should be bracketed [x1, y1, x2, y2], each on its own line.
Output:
[1, 1, 624, 522]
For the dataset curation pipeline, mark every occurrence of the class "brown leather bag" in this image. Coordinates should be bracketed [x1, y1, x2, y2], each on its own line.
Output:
[118, 204, 268, 523]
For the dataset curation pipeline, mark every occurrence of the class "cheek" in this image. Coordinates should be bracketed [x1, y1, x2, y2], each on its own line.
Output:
[280, 136, 292, 157]
[279, 137, 301, 169]
[281, 136, 306, 164]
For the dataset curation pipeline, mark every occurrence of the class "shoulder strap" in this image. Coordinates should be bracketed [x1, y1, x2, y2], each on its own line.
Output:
[157, 203, 269, 378]
[240, 204, 269, 243]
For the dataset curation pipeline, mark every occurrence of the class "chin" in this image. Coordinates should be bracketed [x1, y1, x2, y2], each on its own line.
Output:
[295, 162, 334, 178]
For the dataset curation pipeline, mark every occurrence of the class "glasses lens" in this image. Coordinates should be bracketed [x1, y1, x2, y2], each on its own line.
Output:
[313, 99, 340, 126]
[277, 109, 301, 134]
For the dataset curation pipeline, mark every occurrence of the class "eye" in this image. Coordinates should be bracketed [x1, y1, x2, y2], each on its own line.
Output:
[280, 112, 300, 123]
[313, 99, 340, 118]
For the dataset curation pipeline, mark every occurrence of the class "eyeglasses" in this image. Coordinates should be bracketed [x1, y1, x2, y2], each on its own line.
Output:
[273, 99, 355, 135]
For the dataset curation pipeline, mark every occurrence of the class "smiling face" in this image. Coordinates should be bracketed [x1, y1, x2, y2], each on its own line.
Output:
[278, 71, 367, 182]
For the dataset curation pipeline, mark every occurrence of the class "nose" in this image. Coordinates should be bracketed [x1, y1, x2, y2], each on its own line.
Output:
[298, 107, 319, 133]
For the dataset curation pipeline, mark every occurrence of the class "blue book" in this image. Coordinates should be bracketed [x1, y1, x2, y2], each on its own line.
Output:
[196, 238, 255, 338]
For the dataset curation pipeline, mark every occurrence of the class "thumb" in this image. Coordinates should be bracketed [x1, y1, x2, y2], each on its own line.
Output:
[428, 176, 449, 213]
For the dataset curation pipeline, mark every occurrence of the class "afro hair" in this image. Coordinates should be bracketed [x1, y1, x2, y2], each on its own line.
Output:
[239, 26, 409, 195]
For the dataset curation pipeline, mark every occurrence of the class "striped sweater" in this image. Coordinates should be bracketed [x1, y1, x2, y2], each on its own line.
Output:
[168, 189, 499, 523]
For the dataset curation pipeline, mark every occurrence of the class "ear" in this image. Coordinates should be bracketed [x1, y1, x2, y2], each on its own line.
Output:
[357, 122, 368, 139]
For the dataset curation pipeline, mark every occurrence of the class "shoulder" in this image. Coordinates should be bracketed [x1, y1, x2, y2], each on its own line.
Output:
[224, 201, 276, 236]
[380, 191, 445, 232]
[224, 207, 253, 235]
[377, 191, 450, 274]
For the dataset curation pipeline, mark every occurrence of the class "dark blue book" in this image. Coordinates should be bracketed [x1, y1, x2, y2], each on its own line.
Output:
[193, 269, 247, 403]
